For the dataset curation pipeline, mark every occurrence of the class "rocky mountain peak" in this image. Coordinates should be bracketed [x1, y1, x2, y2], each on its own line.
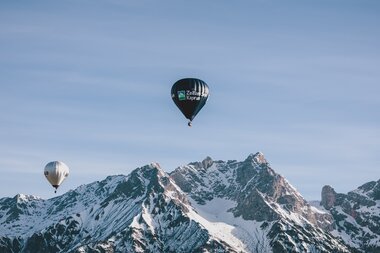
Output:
[170, 153, 351, 252]
[245, 152, 268, 166]
[171, 153, 332, 232]
[320, 180, 380, 252]
[357, 179, 380, 200]
[201, 156, 214, 169]
[15, 194, 35, 203]
[321, 185, 337, 210]
[1, 154, 377, 253]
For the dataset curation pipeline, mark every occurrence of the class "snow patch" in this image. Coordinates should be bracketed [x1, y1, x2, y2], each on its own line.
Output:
[188, 197, 272, 253]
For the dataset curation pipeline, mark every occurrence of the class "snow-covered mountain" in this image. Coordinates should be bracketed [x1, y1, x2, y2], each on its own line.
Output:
[319, 180, 380, 252]
[0, 152, 377, 253]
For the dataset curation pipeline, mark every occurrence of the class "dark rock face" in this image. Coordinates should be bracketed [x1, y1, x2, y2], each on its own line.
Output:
[321, 185, 337, 210]
[320, 180, 380, 253]
[22, 216, 81, 253]
[268, 221, 351, 253]
[233, 189, 279, 221]
[202, 156, 214, 169]
[0, 237, 22, 253]
[170, 153, 351, 252]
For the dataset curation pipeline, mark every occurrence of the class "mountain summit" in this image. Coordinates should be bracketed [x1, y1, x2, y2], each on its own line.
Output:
[0, 153, 378, 253]
[320, 180, 380, 252]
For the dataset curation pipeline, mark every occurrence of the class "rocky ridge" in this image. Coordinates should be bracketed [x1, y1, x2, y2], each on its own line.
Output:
[320, 180, 380, 252]
[0, 153, 377, 252]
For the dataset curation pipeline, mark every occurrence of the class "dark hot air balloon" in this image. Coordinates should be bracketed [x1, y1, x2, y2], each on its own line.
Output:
[171, 78, 209, 126]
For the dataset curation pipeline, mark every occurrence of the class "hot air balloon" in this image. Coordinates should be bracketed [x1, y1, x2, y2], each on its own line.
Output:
[44, 161, 69, 193]
[171, 78, 210, 126]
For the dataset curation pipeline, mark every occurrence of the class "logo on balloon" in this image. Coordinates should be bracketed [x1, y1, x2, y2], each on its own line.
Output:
[178, 90, 186, 101]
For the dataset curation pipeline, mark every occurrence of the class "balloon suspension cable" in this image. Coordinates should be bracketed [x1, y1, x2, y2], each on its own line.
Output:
[188, 121, 192, 127]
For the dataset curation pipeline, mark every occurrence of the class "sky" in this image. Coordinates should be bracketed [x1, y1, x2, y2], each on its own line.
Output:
[0, 0, 379, 200]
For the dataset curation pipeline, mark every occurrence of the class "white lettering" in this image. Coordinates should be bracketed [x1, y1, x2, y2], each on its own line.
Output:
[186, 90, 208, 98]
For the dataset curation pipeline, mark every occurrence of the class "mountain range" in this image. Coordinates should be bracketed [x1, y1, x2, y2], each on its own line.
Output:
[0, 152, 379, 253]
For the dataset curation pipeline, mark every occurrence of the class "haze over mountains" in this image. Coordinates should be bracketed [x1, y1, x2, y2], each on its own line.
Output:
[0, 153, 379, 253]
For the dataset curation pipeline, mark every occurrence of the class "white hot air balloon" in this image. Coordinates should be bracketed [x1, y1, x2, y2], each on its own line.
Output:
[44, 161, 69, 193]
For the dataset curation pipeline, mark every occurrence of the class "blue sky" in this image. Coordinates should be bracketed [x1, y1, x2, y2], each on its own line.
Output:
[0, 0, 379, 200]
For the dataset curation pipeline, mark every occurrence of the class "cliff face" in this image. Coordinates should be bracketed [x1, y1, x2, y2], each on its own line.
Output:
[320, 180, 380, 253]
[321, 185, 337, 210]
[171, 153, 348, 253]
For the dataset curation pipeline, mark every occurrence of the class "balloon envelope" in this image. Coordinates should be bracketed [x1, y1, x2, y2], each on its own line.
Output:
[44, 161, 69, 191]
[171, 78, 209, 124]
